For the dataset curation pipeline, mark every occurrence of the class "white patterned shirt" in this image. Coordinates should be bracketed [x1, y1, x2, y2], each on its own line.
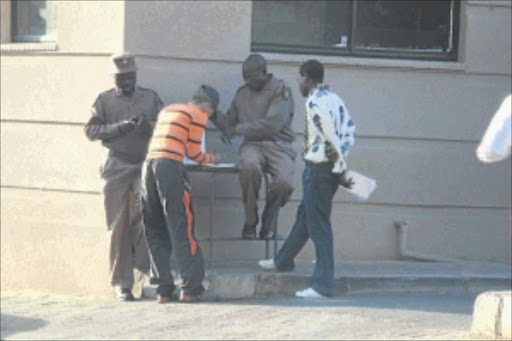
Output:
[303, 85, 355, 174]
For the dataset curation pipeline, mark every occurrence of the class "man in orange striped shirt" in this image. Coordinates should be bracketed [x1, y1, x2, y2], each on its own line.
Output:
[142, 85, 225, 303]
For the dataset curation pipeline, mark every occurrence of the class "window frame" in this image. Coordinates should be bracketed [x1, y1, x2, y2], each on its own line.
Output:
[251, 0, 460, 61]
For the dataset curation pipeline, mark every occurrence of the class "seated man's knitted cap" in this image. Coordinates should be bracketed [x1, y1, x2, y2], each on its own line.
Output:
[193, 85, 220, 111]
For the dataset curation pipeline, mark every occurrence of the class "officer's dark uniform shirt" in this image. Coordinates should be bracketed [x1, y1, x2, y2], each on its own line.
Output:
[221, 74, 294, 145]
[85, 86, 163, 163]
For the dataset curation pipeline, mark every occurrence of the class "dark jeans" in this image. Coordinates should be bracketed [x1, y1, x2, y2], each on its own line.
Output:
[141, 158, 205, 296]
[273, 162, 339, 297]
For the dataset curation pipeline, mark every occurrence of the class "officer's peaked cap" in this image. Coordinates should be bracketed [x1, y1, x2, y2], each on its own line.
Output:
[109, 51, 137, 74]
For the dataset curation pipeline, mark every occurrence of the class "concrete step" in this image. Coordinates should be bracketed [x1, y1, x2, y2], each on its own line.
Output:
[141, 260, 512, 301]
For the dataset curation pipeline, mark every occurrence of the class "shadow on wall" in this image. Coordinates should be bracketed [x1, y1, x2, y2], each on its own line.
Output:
[0, 314, 47, 339]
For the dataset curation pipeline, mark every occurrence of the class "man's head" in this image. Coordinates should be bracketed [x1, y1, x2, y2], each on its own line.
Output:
[110, 52, 137, 96]
[242, 54, 269, 91]
[298, 59, 324, 97]
[192, 84, 220, 117]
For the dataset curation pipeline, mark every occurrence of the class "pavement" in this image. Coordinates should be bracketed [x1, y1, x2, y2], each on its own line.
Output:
[1, 259, 511, 340]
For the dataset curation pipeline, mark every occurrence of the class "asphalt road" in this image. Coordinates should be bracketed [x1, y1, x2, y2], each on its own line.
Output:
[1, 289, 487, 340]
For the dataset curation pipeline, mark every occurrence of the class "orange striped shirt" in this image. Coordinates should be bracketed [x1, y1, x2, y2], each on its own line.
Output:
[147, 103, 214, 164]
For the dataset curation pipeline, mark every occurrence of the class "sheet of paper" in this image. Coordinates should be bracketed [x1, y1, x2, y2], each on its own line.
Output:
[204, 163, 235, 168]
[341, 170, 377, 201]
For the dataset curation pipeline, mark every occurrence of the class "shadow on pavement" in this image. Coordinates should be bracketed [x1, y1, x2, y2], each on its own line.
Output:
[0, 314, 47, 339]
[227, 292, 479, 315]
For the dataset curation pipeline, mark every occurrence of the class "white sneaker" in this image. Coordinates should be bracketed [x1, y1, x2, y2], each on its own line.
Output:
[258, 258, 276, 270]
[295, 287, 326, 298]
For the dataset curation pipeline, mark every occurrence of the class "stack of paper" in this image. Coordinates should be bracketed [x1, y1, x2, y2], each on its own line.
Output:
[341, 170, 377, 201]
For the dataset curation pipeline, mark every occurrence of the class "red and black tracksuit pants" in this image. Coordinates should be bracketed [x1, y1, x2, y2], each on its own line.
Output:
[141, 158, 205, 296]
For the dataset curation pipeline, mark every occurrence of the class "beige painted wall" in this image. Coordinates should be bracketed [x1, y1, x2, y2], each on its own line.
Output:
[57, 0, 125, 53]
[124, 1, 251, 61]
[465, 1, 512, 74]
[1, 0, 511, 296]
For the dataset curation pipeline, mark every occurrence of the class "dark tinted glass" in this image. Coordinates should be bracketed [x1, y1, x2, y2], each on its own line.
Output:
[354, 1, 454, 52]
[251, 0, 458, 60]
[252, 0, 351, 48]
[12, 0, 57, 42]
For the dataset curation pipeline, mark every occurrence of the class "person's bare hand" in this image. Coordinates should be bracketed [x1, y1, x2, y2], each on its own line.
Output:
[338, 171, 354, 189]
[325, 141, 339, 163]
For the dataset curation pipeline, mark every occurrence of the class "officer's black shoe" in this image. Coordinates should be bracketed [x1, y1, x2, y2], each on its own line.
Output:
[115, 287, 135, 301]
[242, 225, 257, 240]
[259, 230, 284, 240]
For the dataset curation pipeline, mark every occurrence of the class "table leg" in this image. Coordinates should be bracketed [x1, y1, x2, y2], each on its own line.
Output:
[209, 173, 215, 267]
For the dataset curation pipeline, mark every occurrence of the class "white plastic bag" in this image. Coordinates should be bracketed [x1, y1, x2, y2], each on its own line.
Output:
[476, 94, 511, 163]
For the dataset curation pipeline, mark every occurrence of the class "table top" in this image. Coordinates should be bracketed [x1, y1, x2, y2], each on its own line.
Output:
[185, 163, 239, 173]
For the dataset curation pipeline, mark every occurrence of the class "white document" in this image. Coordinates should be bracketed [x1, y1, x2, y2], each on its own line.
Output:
[182, 133, 236, 169]
[199, 163, 237, 168]
[341, 170, 377, 201]
[476, 94, 511, 163]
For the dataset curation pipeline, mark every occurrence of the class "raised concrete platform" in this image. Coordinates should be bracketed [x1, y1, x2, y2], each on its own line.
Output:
[141, 259, 512, 300]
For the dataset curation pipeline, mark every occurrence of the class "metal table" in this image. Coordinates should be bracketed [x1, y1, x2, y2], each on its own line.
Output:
[185, 163, 280, 266]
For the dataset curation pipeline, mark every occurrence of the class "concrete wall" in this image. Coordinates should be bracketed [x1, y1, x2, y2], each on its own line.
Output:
[56, 0, 125, 54]
[1, 0, 511, 296]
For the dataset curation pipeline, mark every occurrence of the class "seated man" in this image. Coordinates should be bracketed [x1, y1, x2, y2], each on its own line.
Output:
[213, 54, 296, 240]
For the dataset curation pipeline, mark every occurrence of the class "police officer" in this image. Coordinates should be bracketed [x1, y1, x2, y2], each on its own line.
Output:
[85, 52, 163, 301]
[213, 54, 296, 240]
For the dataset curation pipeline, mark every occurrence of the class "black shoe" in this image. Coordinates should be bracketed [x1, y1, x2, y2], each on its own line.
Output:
[259, 230, 284, 240]
[242, 225, 257, 240]
[115, 287, 135, 301]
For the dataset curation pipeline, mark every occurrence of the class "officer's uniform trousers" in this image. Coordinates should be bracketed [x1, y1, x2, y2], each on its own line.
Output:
[101, 153, 150, 289]
[237, 140, 295, 232]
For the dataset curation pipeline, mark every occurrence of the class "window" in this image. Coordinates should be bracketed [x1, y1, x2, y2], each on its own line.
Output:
[12, 0, 57, 42]
[251, 0, 460, 61]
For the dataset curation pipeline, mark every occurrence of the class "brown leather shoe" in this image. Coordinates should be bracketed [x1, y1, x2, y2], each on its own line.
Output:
[179, 292, 204, 302]
[157, 294, 178, 304]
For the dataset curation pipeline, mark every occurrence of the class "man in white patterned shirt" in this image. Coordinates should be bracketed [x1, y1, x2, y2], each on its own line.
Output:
[258, 60, 355, 298]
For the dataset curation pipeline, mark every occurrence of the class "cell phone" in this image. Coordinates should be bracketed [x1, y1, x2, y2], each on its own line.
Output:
[131, 116, 141, 125]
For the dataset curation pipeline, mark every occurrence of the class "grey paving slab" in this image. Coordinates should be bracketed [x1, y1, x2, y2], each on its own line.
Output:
[0, 289, 489, 340]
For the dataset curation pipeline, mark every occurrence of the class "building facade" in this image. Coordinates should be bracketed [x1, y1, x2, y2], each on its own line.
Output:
[1, 0, 511, 296]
